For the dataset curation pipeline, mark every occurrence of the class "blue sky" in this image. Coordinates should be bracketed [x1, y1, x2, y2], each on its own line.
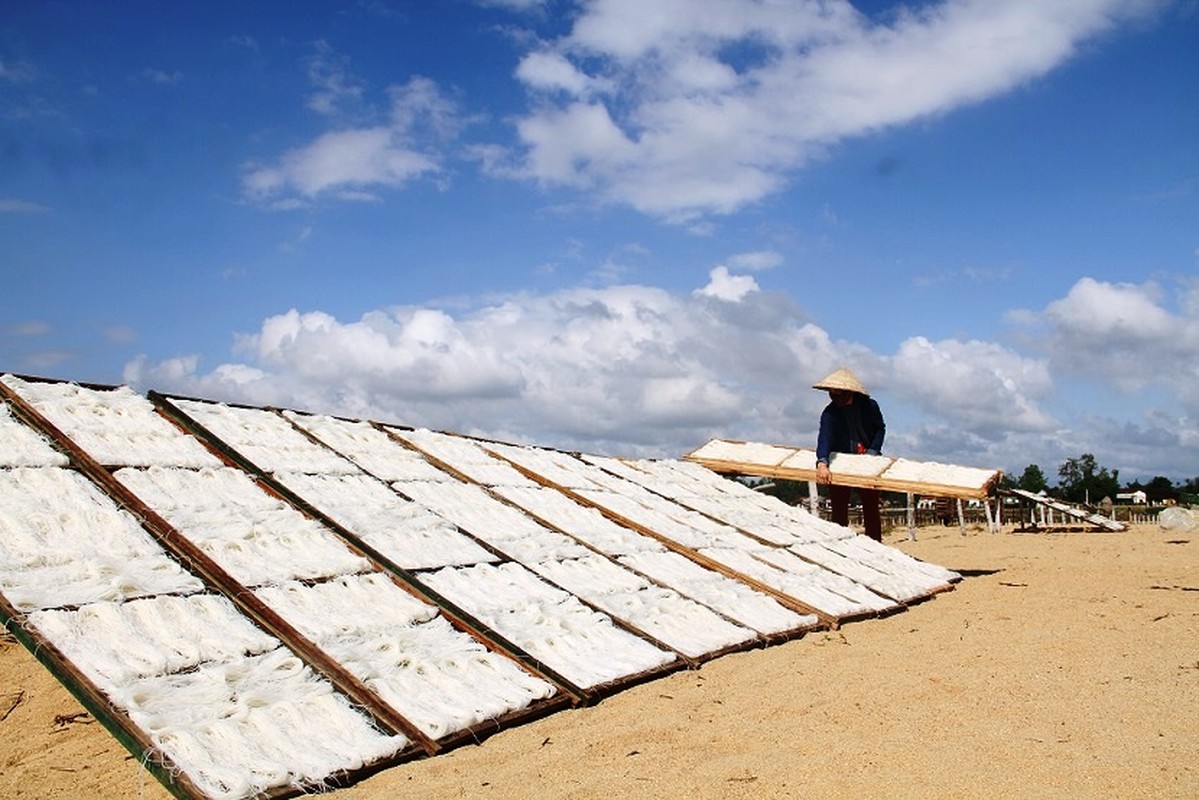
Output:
[3, 0, 1197, 483]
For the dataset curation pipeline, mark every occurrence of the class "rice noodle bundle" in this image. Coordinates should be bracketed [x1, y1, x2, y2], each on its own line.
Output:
[788, 542, 929, 603]
[397, 480, 545, 538]
[172, 400, 360, 475]
[253, 574, 440, 641]
[828, 535, 959, 585]
[422, 562, 674, 689]
[532, 555, 756, 658]
[116, 466, 370, 585]
[0, 554, 204, 612]
[394, 429, 537, 488]
[285, 414, 455, 483]
[574, 490, 712, 549]
[272, 472, 494, 569]
[1, 376, 220, 468]
[490, 485, 666, 556]
[0, 399, 69, 466]
[700, 547, 875, 619]
[622, 458, 851, 543]
[110, 648, 407, 799]
[29, 594, 280, 689]
[254, 574, 556, 739]
[619, 550, 815, 635]
[752, 547, 893, 612]
[486, 442, 597, 490]
[0, 468, 202, 609]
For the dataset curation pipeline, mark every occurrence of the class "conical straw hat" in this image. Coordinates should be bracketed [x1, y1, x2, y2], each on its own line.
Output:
[812, 367, 869, 396]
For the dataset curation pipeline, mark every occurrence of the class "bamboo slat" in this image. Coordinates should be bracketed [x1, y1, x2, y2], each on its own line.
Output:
[684, 439, 1002, 500]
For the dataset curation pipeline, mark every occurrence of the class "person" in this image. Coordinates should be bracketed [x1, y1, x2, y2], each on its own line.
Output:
[813, 367, 885, 541]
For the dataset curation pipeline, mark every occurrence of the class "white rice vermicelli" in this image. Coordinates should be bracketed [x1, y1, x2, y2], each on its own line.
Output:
[1, 376, 220, 468]
[284, 413, 455, 483]
[393, 429, 538, 488]
[171, 400, 359, 475]
[254, 574, 556, 739]
[115, 466, 371, 585]
[0, 398, 70, 466]
[111, 648, 407, 800]
[422, 562, 675, 689]
[28, 594, 280, 690]
[0, 467, 203, 610]
[271, 472, 494, 569]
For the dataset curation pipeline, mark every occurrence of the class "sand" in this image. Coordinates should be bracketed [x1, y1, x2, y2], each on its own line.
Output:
[2, 522, 1195, 799]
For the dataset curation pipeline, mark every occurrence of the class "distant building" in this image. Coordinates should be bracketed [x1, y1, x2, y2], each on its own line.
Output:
[1116, 490, 1148, 504]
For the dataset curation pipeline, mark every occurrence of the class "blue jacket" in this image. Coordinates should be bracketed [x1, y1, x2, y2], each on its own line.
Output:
[816, 394, 885, 463]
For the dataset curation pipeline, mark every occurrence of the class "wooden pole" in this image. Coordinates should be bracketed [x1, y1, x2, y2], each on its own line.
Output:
[808, 480, 819, 516]
[956, 499, 966, 536]
[906, 493, 916, 541]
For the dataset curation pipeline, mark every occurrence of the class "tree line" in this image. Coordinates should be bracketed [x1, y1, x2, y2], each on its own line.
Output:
[1005, 453, 1199, 506]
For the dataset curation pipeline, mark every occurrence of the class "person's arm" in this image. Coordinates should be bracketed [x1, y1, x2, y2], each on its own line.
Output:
[816, 406, 833, 483]
[866, 398, 885, 455]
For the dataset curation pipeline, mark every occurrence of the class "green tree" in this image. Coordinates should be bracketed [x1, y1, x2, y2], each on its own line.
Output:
[1057, 453, 1119, 505]
[1143, 476, 1178, 503]
[1016, 464, 1048, 494]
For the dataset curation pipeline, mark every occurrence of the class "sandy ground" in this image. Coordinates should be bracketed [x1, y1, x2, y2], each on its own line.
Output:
[2, 522, 1196, 800]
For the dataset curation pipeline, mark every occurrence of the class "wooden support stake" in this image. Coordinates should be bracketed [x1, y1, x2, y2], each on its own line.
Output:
[905, 493, 916, 541]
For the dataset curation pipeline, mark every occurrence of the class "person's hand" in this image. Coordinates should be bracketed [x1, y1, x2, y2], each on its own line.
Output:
[816, 461, 831, 485]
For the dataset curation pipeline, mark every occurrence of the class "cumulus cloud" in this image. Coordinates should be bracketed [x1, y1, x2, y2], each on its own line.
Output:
[696, 266, 759, 302]
[1038, 278, 1199, 394]
[123, 272, 1197, 478]
[123, 267, 1070, 464]
[305, 41, 366, 117]
[501, 0, 1160, 221]
[126, 275, 839, 454]
[888, 336, 1057, 435]
[728, 250, 783, 271]
[1001, 276, 1199, 437]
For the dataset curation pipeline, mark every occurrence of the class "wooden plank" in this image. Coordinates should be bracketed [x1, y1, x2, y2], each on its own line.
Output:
[684, 442, 1002, 500]
[1006, 488, 1125, 532]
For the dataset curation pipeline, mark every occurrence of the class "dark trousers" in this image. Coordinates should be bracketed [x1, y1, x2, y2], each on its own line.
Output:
[829, 485, 882, 541]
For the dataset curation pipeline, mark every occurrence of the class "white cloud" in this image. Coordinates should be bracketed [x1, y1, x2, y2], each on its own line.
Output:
[0, 58, 36, 83]
[305, 41, 365, 117]
[141, 68, 183, 86]
[126, 276, 837, 454]
[1023, 276, 1199, 407]
[516, 51, 606, 96]
[243, 53, 459, 204]
[696, 266, 759, 302]
[888, 335, 1056, 435]
[728, 250, 782, 271]
[504, 0, 1161, 221]
[125, 271, 1198, 479]
[243, 126, 438, 201]
[0, 198, 50, 213]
